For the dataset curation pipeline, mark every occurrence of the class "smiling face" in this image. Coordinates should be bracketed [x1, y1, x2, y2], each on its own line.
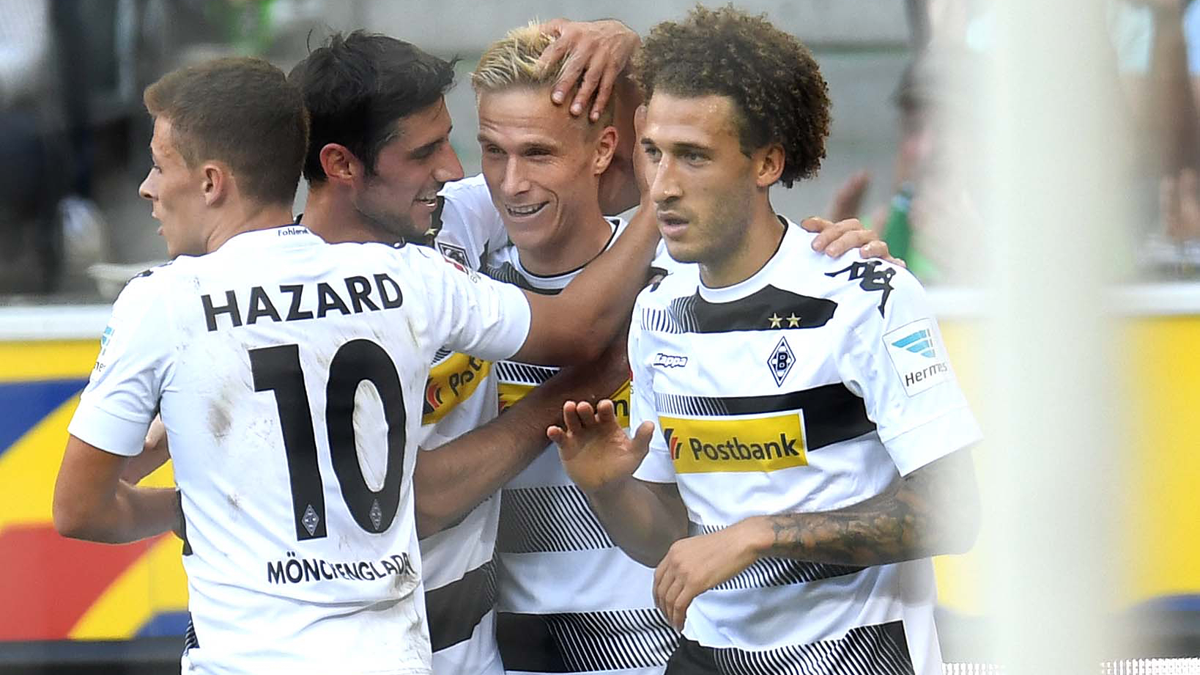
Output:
[138, 117, 210, 258]
[476, 87, 616, 265]
[352, 97, 464, 241]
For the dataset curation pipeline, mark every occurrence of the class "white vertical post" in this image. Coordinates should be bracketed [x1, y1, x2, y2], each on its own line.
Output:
[980, 0, 1131, 672]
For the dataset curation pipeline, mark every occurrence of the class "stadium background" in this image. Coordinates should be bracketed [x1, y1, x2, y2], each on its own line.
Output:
[1, 0, 1198, 672]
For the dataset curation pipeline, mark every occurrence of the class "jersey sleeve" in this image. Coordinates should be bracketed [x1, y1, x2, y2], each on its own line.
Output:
[834, 264, 982, 476]
[408, 245, 531, 362]
[438, 175, 507, 267]
[67, 273, 174, 456]
[630, 296, 675, 484]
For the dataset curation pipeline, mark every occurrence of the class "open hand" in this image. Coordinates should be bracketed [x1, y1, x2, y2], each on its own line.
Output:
[549, 400, 654, 494]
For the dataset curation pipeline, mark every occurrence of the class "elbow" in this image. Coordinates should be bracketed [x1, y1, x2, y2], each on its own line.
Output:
[414, 503, 449, 539]
[53, 496, 94, 541]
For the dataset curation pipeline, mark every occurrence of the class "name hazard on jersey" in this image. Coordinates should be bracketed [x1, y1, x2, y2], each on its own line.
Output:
[199, 273, 405, 332]
[660, 411, 808, 473]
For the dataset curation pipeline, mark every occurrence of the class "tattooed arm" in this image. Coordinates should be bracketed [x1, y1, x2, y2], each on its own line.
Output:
[751, 447, 979, 564]
[650, 448, 979, 629]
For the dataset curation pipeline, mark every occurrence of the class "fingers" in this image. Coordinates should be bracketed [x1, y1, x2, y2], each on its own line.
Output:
[631, 421, 656, 457]
[806, 217, 851, 254]
[860, 239, 906, 267]
[655, 571, 687, 629]
[589, 61, 620, 122]
[552, 51, 586, 108]
[571, 52, 607, 118]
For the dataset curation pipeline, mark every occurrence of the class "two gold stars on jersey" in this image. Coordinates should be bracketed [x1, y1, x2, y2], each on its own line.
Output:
[767, 313, 802, 328]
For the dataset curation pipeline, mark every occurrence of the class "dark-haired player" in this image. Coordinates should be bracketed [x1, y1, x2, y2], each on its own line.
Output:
[551, 8, 982, 675]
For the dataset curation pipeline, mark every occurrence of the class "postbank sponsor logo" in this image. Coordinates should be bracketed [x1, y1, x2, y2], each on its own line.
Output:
[422, 353, 491, 424]
[659, 411, 808, 474]
[499, 379, 631, 429]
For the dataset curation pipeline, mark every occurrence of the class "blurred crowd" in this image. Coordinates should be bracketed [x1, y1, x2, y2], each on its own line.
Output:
[3, 0, 1200, 299]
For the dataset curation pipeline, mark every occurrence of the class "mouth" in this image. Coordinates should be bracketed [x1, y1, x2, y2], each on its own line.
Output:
[505, 202, 548, 219]
[657, 211, 689, 237]
[414, 193, 439, 210]
[157, 226, 163, 236]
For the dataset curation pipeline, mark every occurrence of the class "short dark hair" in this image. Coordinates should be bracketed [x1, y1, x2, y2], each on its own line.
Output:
[289, 31, 458, 183]
[144, 57, 309, 205]
[634, 5, 831, 187]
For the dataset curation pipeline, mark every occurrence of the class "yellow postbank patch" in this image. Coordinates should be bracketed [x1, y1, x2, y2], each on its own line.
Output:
[659, 411, 808, 474]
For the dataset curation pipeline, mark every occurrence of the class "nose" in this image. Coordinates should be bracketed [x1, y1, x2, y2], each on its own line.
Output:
[649, 155, 681, 206]
[432, 142, 464, 183]
[500, 157, 530, 198]
[138, 169, 155, 201]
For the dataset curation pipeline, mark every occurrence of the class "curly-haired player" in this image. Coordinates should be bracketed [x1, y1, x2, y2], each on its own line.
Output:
[550, 7, 983, 675]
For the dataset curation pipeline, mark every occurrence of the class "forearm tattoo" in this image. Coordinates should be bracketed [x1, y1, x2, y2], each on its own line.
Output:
[764, 451, 977, 566]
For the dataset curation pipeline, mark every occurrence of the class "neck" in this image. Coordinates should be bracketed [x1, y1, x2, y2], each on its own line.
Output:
[518, 203, 613, 276]
[699, 194, 784, 288]
[205, 200, 297, 253]
[300, 183, 400, 245]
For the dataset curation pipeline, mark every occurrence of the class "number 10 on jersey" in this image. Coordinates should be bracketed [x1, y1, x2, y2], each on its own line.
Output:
[249, 340, 407, 541]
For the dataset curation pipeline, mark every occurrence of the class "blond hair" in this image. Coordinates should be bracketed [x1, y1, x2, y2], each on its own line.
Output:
[472, 23, 613, 128]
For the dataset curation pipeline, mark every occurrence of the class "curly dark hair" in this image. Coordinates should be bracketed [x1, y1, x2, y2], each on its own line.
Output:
[634, 5, 831, 187]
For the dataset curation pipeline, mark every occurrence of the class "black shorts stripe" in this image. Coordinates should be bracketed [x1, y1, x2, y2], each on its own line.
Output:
[655, 384, 876, 452]
[497, 609, 679, 673]
[497, 485, 613, 554]
[426, 559, 498, 652]
[666, 621, 914, 675]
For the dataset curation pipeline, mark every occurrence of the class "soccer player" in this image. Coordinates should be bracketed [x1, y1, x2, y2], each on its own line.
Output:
[549, 8, 983, 675]
[52, 56, 617, 675]
[467, 25, 902, 675]
[286, 27, 656, 675]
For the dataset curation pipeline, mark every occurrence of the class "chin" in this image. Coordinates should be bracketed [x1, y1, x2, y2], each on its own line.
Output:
[662, 240, 701, 264]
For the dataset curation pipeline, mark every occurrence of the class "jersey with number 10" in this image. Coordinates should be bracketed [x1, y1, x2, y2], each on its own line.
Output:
[67, 226, 532, 675]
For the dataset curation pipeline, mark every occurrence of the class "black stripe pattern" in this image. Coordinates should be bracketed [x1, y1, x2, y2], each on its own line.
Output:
[426, 559, 498, 652]
[497, 485, 613, 553]
[498, 608, 679, 673]
[640, 286, 838, 335]
[494, 360, 558, 386]
[689, 523, 864, 590]
[707, 621, 914, 675]
[655, 384, 876, 453]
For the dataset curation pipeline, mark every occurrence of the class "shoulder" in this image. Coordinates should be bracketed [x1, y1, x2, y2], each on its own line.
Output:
[818, 249, 919, 321]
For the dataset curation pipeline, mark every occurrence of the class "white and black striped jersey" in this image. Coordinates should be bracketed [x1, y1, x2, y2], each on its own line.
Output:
[486, 220, 680, 675]
[419, 174, 511, 675]
[631, 218, 982, 675]
[67, 226, 532, 675]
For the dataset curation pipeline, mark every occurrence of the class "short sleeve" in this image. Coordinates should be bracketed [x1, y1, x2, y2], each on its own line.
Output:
[438, 175, 508, 268]
[407, 245, 531, 362]
[630, 298, 676, 484]
[834, 266, 982, 476]
[67, 274, 174, 456]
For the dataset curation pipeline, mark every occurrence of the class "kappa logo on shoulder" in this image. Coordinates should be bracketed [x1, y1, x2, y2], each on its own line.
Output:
[653, 352, 688, 368]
